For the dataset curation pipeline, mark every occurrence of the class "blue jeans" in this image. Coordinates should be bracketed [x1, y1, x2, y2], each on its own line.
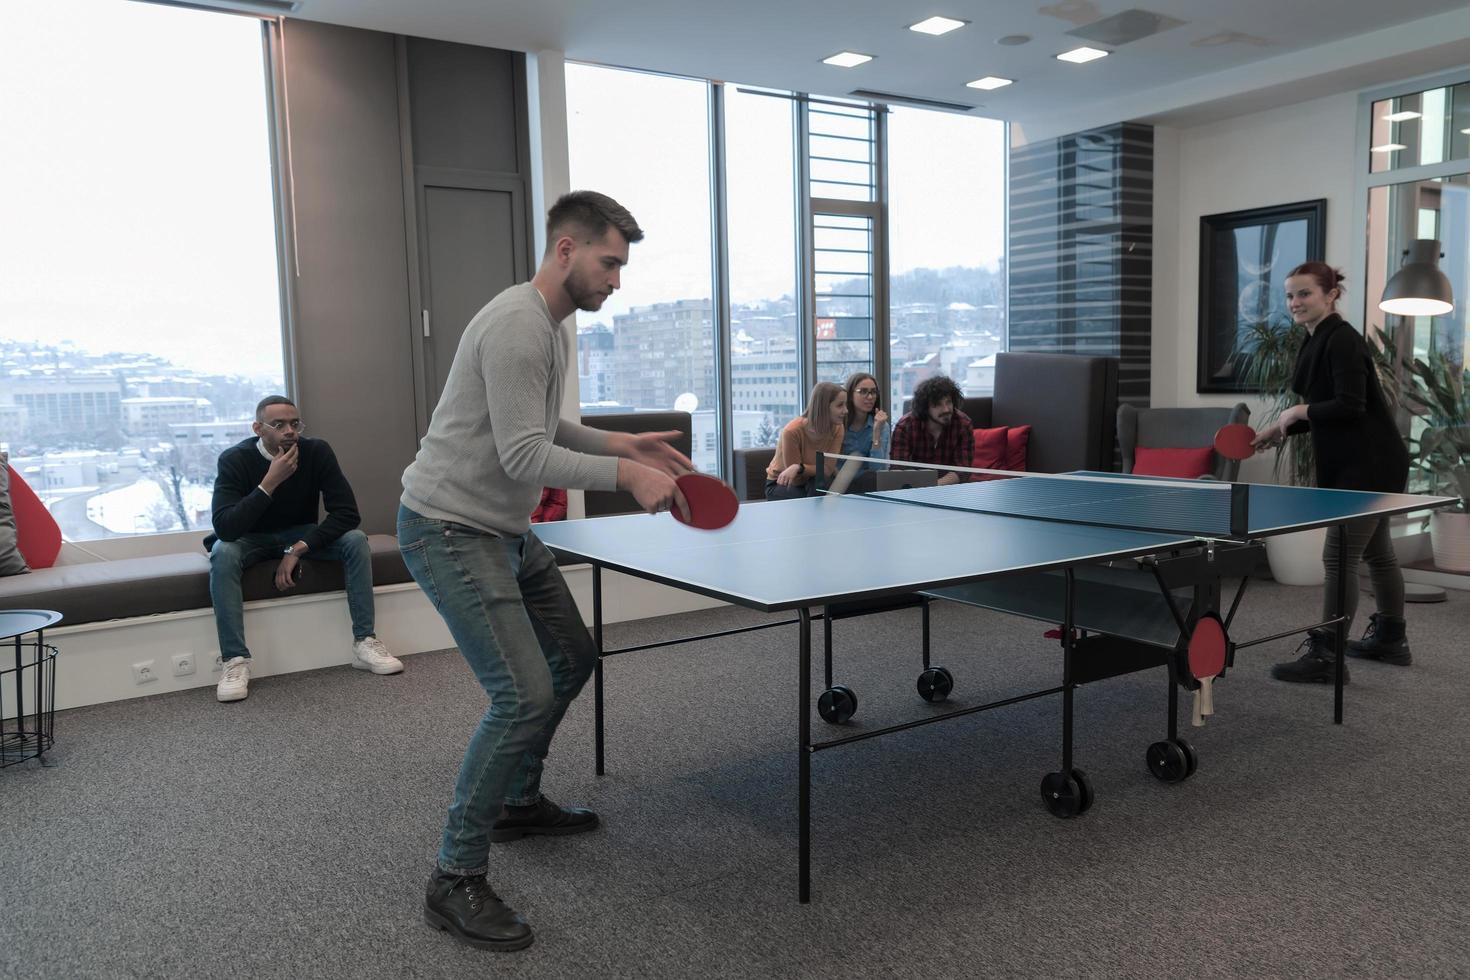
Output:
[397, 504, 597, 876]
[208, 526, 376, 661]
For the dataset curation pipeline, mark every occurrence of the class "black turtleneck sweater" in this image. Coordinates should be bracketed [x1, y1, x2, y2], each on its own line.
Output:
[205, 436, 360, 552]
[1286, 313, 1408, 493]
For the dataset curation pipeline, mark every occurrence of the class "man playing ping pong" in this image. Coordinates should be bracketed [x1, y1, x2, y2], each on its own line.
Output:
[398, 191, 691, 952]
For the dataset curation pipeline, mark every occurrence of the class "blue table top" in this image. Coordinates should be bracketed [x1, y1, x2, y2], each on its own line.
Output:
[533, 475, 1455, 612]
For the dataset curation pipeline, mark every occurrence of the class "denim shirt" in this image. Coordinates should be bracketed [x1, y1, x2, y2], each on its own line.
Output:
[841, 415, 890, 471]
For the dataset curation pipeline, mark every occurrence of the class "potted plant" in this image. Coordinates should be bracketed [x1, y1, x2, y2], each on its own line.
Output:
[1233, 318, 1326, 584]
[1402, 352, 1470, 571]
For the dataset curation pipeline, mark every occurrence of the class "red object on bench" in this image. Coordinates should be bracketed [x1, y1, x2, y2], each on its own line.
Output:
[6, 464, 63, 569]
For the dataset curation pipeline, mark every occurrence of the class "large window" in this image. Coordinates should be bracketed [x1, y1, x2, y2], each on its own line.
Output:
[1, 0, 285, 541]
[887, 108, 1007, 405]
[566, 65, 719, 471]
[1364, 77, 1470, 497]
[566, 63, 1009, 473]
[726, 87, 800, 449]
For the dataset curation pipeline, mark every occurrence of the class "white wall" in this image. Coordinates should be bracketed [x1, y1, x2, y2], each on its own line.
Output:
[1152, 92, 1360, 484]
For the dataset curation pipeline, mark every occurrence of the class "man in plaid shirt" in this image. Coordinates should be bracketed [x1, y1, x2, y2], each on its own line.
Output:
[890, 374, 973, 485]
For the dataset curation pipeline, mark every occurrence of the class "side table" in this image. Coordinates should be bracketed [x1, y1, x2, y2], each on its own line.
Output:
[1, 609, 63, 769]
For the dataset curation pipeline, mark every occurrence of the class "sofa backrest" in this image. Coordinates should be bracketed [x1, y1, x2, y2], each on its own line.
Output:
[578, 411, 692, 517]
[990, 352, 1118, 473]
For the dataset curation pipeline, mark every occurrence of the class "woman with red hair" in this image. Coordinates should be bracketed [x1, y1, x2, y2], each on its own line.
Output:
[1252, 262, 1413, 683]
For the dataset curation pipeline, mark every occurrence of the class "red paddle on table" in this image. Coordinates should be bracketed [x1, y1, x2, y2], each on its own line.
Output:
[1213, 423, 1258, 462]
[670, 473, 740, 530]
[1188, 614, 1228, 727]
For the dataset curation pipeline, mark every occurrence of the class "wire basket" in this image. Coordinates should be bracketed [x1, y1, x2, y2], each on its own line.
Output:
[1, 640, 58, 768]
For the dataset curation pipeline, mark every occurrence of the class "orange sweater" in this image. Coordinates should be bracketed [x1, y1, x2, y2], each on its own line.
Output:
[765, 418, 845, 485]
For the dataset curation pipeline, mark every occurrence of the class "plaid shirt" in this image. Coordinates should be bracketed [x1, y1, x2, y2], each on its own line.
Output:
[890, 410, 974, 478]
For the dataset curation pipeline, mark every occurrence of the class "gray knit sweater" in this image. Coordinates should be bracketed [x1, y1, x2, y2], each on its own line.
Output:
[401, 283, 620, 535]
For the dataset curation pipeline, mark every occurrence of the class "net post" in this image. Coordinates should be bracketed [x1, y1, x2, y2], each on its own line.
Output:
[814, 452, 825, 494]
[1229, 483, 1249, 538]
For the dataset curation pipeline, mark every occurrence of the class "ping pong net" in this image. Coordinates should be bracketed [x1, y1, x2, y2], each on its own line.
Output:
[813, 452, 1250, 539]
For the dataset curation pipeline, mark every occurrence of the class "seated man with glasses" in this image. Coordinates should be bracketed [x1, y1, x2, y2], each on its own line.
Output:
[205, 395, 402, 702]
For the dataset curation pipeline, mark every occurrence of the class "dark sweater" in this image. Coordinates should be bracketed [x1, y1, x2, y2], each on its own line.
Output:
[1286, 314, 1408, 493]
[205, 436, 361, 552]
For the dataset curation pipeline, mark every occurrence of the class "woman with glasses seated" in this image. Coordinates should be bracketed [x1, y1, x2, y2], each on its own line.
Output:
[842, 372, 890, 473]
[764, 381, 848, 501]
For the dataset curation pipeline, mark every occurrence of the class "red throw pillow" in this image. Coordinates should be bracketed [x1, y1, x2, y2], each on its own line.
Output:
[1133, 446, 1215, 479]
[972, 426, 1008, 479]
[1005, 425, 1030, 472]
[6, 464, 63, 569]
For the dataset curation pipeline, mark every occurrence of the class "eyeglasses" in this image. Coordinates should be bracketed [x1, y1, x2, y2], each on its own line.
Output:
[854, 387, 880, 397]
[262, 419, 305, 432]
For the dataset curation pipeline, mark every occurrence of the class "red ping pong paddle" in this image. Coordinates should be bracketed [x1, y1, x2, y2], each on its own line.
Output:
[1213, 423, 1258, 462]
[671, 473, 740, 530]
[1188, 614, 1228, 727]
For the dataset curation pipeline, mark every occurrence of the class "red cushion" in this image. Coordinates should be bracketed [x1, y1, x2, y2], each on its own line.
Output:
[1133, 446, 1215, 479]
[6, 464, 63, 569]
[530, 487, 568, 523]
[972, 427, 1008, 480]
[1005, 425, 1030, 472]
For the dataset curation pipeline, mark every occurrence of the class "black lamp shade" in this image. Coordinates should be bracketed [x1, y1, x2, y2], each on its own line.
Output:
[1379, 239, 1454, 316]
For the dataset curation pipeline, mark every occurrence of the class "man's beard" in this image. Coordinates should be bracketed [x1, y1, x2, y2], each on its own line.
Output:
[565, 267, 607, 312]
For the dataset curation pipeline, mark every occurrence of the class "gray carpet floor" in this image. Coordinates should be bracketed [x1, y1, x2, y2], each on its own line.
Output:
[3, 580, 1468, 980]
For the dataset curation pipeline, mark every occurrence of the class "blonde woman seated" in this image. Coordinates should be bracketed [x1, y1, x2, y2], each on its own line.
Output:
[764, 381, 849, 501]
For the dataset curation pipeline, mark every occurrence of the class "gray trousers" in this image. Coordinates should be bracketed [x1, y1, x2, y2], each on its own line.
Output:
[1322, 515, 1403, 629]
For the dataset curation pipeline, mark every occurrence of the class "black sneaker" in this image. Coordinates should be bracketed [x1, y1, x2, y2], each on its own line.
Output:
[1345, 612, 1412, 666]
[423, 870, 534, 951]
[1271, 633, 1349, 685]
[489, 795, 600, 842]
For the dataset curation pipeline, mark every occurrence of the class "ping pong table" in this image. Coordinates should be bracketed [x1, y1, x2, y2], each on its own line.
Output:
[532, 471, 1454, 902]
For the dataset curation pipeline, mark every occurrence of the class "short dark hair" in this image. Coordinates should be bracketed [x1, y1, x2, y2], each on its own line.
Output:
[255, 395, 296, 420]
[546, 191, 643, 252]
[910, 375, 964, 422]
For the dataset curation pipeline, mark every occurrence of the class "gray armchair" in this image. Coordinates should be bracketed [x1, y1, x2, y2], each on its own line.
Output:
[1117, 403, 1250, 481]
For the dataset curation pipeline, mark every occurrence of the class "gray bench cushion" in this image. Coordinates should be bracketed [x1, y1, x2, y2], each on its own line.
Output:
[0, 534, 410, 628]
[0, 552, 211, 626]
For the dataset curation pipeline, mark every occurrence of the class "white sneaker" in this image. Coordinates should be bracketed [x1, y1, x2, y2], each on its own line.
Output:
[352, 636, 404, 675]
[217, 656, 251, 702]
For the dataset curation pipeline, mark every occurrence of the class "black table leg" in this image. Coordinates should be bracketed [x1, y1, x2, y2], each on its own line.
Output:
[594, 564, 605, 775]
[1061, 569, 1075, 774]
[799, 606, 812, 904]
[1334, 523, 1347, 725]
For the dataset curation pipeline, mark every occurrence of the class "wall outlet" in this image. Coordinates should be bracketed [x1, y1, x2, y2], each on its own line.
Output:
[131, 660, 158, 685]
[171, 654, 196, 677]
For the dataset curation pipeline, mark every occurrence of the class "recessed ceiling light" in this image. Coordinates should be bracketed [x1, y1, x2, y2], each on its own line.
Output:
[1462, 128, 1470, 135]
[1371, 144, 1408, 153]
[909, 16, 967, 36]
[967, 76, 1014, 91]
[1383, 110, 1422, 122]
[1056, 46, 1109, 64]
[823, 51, 874, 68]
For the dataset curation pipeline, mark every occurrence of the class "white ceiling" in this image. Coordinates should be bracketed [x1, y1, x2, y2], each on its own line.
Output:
[274, 0, 1470, 136]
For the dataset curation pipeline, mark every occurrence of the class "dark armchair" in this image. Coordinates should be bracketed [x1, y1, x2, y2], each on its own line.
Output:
[1117, 403, 1251, 481]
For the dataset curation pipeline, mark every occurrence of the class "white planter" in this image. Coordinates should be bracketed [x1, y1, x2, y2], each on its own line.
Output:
[1265, 527, 1329, 586]
[1430, 510, 1470, 572]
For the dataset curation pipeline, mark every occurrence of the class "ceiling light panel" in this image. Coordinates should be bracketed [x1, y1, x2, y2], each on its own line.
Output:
[823, 51, 874, 68]
[909, 16, 967, 36]
[1382, 111, 1422, 122]
[967, 76, 1014, 91]
[1056, 46, 1109, 64]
